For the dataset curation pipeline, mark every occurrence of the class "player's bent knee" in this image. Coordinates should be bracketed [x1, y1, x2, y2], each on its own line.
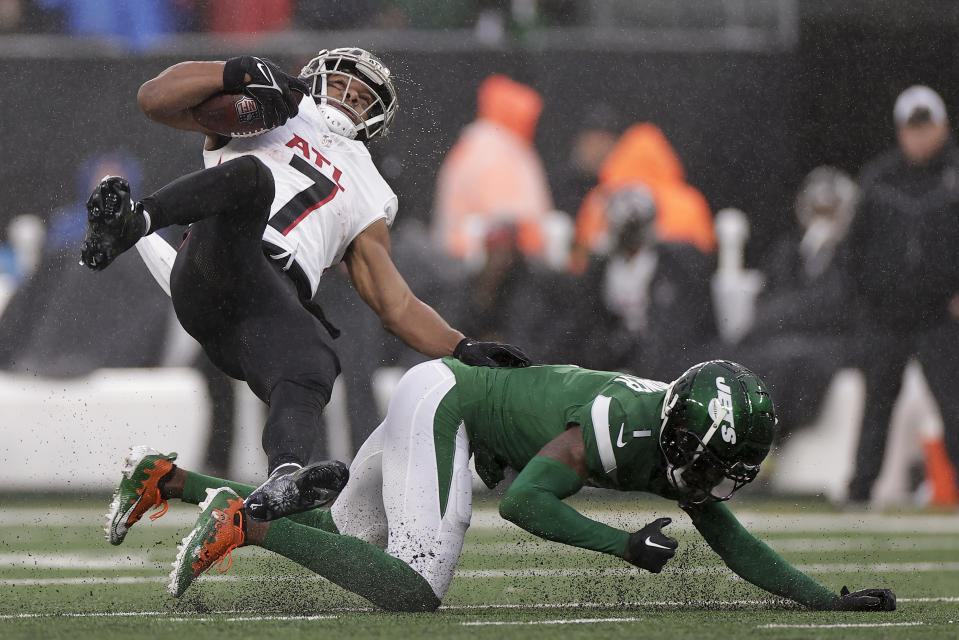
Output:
[221, 155, 275, 212]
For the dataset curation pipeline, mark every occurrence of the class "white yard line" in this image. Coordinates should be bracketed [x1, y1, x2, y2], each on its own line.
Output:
[461, 617, 642, 626]
[3, 507, 959, 534]
[223, 615, 337, 622]
[759, 622, 926, 629]
[0, 598, 955, 621]
[455, 561, 959, 578]
[467, 536, 959, 555]
[4, 560, 959, 587]
[0, 552, 155, 569]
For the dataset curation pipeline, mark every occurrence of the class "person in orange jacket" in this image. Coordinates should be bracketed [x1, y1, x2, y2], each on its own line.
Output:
[432, 74, 554, 264]
[572, 123, 715, 273]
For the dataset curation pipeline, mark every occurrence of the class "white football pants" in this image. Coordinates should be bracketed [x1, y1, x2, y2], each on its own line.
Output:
[330, 359, 472, 599]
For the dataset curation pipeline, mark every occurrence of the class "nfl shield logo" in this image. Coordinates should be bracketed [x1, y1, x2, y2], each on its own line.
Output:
[234, 96, 260, 123]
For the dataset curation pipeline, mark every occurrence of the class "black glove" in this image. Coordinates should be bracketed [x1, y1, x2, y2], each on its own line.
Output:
[624, 517, 678, 573]
[831, 586, 897, 611]
[223, 56, 309, 128]
[453, 337, 531, 368]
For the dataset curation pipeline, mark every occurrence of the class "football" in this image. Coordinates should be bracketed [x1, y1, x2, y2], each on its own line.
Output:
[191, 92, 273, 138]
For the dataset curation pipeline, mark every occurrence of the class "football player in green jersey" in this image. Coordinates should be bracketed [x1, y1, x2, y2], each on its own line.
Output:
[108, 358, 895, 612]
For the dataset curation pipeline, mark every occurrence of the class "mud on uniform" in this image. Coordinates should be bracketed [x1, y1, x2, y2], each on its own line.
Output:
[142, 96, 396, 469]
[330, 358, 836, 608]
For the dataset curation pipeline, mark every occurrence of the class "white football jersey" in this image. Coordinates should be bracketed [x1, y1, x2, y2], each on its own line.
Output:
[202, 96, 398, 297]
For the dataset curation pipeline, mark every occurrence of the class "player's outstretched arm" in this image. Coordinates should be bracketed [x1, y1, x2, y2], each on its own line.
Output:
[687, 501, 896, 611]
[498, 426, 676, 572]
[346, 220, 530, 366]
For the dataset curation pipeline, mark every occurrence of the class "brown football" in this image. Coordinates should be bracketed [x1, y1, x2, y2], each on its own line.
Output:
[191, 92, 273, 138]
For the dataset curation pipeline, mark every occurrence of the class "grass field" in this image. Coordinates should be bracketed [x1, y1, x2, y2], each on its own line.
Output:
[1, 492, 957, 639]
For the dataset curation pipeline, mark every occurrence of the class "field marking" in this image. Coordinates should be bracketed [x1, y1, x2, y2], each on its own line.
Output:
[455, 561, 959, 578]
[461, 617, 642, 626]
[223, 615, 337, 622]
[2, 576, 170, 586]
[468, 536, 959, 555]
[0, 552, 155, 569]
[166, 615, 338, 622]
[4, 507, 959, 534]
[1, 598, 955, 621]
[5, 540, 957, 574]
[760, 622, 925, 629]
[5, 560, 959, 587]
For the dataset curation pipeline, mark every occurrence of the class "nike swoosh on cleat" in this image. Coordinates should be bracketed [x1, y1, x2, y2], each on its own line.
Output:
[645, 536, 671, 550]
[616, 423, 628, 448]
[117, 497, 142, 528]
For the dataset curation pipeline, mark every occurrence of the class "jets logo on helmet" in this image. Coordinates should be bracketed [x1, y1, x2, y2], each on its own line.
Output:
[659, 360, 777, 506]
[709, 377, 736, 444]
[299, 47, 398, 141]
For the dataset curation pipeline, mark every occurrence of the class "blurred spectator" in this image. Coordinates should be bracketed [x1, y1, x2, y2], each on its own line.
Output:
[454, 222, 560, 362]
[559, 184, 715, 377]
[432, 73, 554, 268]
[370, 1, 477, 30]
[731, 166, 860, 436]
[0, 0, 22, 32]
[571, 122, 716, 272]
[296, 0, 378, 30]
[0, 151, 169, 375]
[33, 0, 179, 51]
[550, 102, 620, 218]
[200, 0, 291, 34]
[844, 85, 959, 505]
[0, 150, 237, 476]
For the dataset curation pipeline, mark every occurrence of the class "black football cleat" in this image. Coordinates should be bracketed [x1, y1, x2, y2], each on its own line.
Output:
[80, 175, 148, 271]
[244, 460, 349, 521]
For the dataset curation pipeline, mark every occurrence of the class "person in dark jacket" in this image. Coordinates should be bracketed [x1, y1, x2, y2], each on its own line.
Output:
[733, 166, 860, 436]
[844, 85, 959, 504]
[562, 184, 715, 378]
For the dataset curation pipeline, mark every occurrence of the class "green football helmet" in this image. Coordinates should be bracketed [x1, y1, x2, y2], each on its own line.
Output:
[658, 360, 777, 506]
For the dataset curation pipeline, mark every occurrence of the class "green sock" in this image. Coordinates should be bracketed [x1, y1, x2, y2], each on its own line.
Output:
[261, 518, 440, 612]
[181, 471, 338, 532]
[182, 472, 256, 504]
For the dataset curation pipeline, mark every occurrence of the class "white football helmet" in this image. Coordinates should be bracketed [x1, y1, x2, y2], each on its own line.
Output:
[299, 47, 398, 141]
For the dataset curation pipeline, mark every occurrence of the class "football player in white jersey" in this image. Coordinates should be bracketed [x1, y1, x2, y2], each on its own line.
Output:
[81, 48, 531, 522]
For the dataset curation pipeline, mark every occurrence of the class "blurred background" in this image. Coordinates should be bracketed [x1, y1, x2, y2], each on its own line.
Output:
[0, 0, 957, 511]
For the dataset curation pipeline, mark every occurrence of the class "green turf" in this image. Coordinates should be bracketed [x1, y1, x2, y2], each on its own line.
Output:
[1, 494, 957, 639]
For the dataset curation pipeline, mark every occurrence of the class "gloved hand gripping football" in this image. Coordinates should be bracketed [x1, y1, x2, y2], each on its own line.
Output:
[222, 56, 309, 128]
[624, 517, 679, 573]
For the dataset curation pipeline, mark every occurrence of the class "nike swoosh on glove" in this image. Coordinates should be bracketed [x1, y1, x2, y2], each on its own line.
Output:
[831, 586, 896, 611]
[624, 517, 679, 573]
[453, 338, 531, 368]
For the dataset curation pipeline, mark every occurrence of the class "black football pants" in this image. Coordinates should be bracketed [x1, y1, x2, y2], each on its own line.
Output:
[847, 322, 959, 502]
[140, 156, 341, 473]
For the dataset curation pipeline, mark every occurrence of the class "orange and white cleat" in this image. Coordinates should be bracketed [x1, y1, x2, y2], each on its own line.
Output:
[169, 487, 246, 597]
[105, 446, 178, 545]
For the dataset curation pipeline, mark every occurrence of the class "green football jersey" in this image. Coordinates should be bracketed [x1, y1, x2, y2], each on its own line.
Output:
[442, 357, 677, 498]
